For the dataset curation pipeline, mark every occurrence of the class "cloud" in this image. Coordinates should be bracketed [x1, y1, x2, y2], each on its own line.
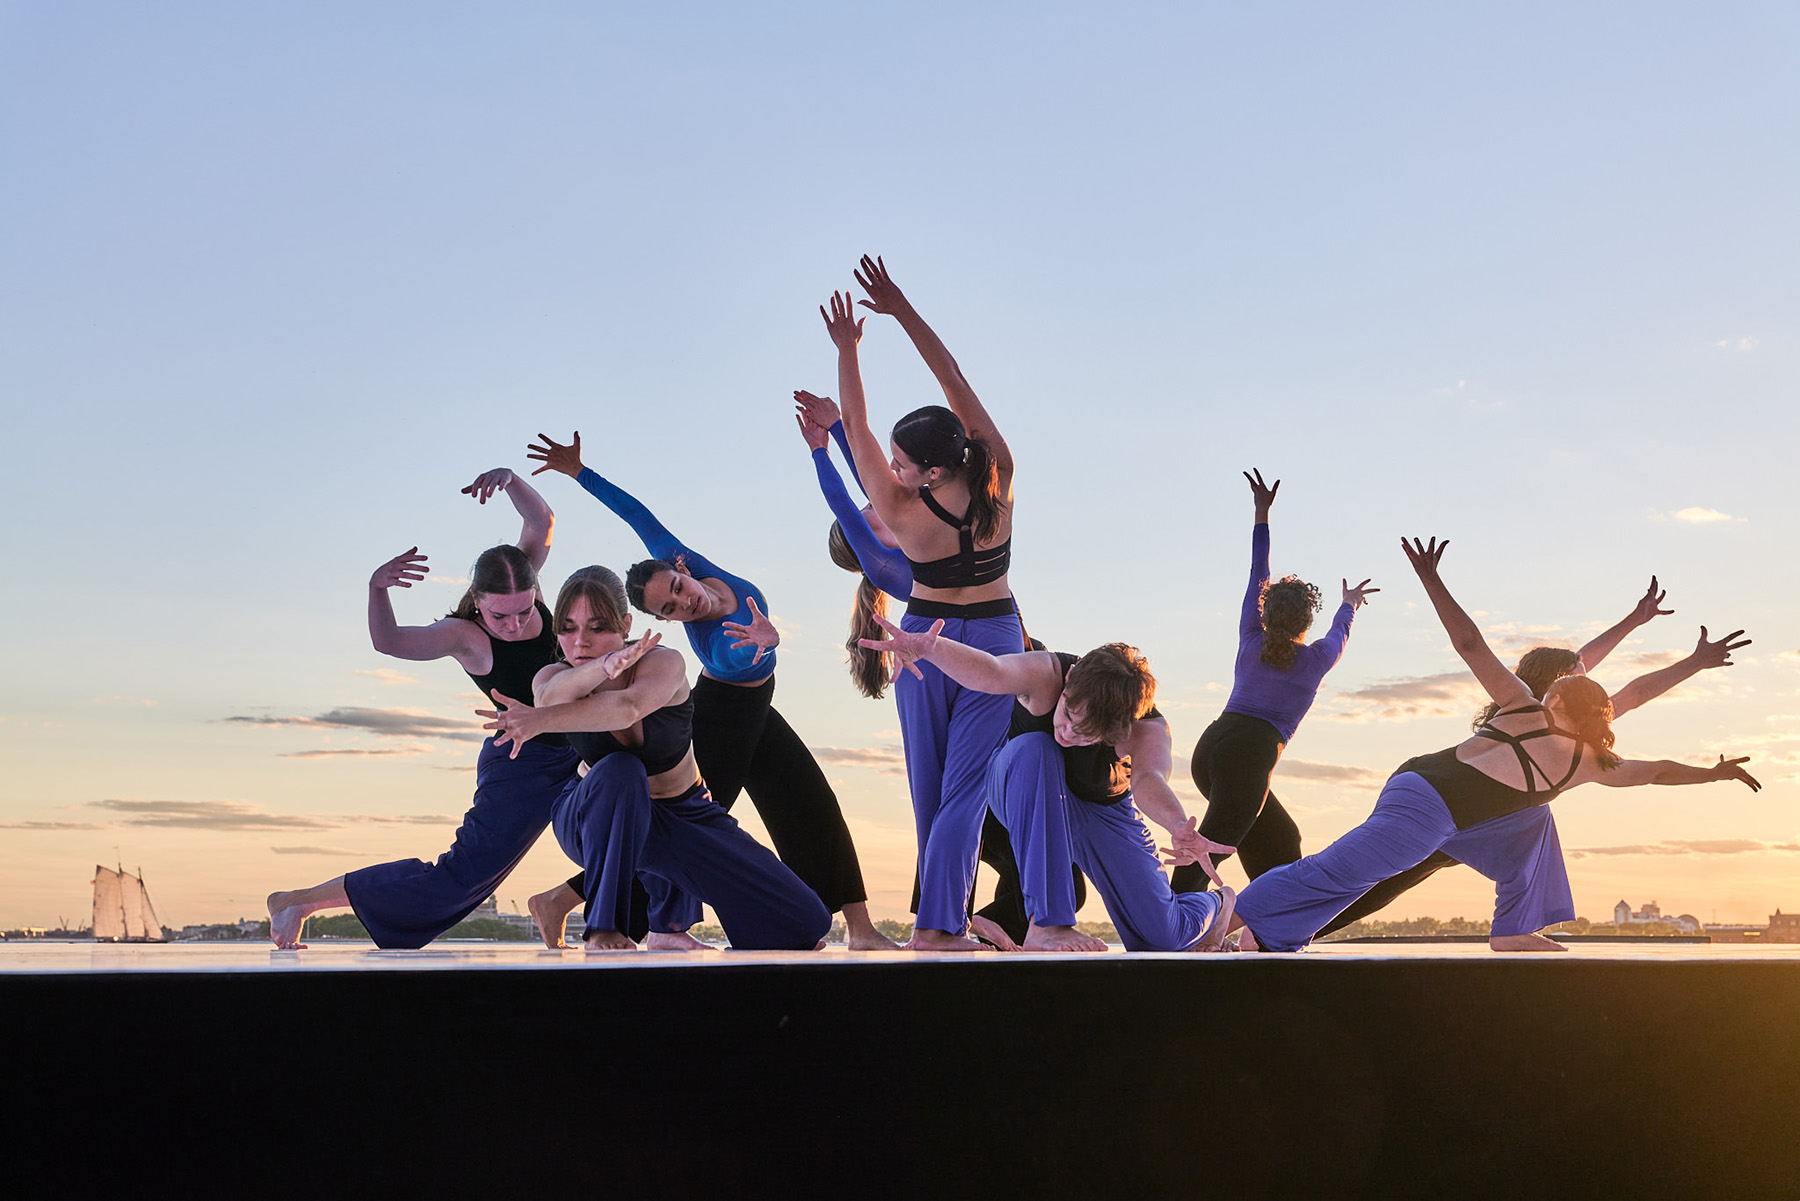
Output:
[88, 798, 337, 831]
[346, 814, 459, 825]
[1274, 760, 1386, 787]
[430, 765, 477, 774]
[0, 819, 113, 830]
[225, 706, 483, 742]
[1714, 336, 1759, 351]
[271, 846, 358, 855]
[1569, 839, 1800, 859]
[278, 748, 425, 759]
[1654, 507, 1739, 525]
[809, 745, 907, 774]
[1326, 671, 1483, 722]
[353, 668, 418, 686]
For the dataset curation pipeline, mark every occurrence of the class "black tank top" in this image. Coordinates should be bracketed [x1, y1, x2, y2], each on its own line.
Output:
[1007, 652, 1160, 806]
[462, 600, 566, 748]
[567, 691, 696, 777]
[1395, 703, 1583, 829]
[905, 485, 1011, 589]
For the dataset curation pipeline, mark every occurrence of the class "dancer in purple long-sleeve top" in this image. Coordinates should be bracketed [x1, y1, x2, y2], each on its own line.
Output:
[1169, 469, 1375, 893]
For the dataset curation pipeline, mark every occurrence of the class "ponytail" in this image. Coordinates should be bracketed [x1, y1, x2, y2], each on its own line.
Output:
[1544, 675, 1621, 770]
[959, 435, 1004, 546]
[829, 520, 893, 699]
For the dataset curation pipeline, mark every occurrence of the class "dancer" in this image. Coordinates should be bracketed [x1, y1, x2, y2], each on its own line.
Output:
[1317, 602, 1751, 939]
[1218, 538, 1760, 954]
[822, 255, 1022, 951]
[268, 469, 580, 950]
[794, 390, 1075, 950]
[1167, 469, 1375, 894]
[520, 431, 900, 951]
[859, 619, 1237, 952]
[482, 566, 831, 952]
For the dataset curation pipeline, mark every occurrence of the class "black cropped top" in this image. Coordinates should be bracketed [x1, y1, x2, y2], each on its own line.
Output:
[566, 691, 695, 777]
[904, 486, 1011, 589]
[1395, 703, 1583, 829]
[1008, 652, 1160, 806]
[463, 600, 566, 748]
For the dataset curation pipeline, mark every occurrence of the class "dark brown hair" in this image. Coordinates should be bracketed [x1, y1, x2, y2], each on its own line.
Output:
[1473, 646, 1584, 731]
[449, 544, 538, 621]
[550, 565, 630, 660]
[1258, 576, 1321, 670]
[1543, 674, 1621, 770]
[624, 556, 690, 616]
[829, 521, 891, 699]
[892, 405, 1005, 544]
[1063, 643, 1156, 746]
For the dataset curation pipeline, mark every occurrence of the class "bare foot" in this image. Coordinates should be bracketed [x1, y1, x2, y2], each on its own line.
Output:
[644, 930, 709, 952]
[842, 902, 905, 951]
[968, 915, 1021, 952]
[1021, 923, 1108, 953]
[528, 883, 582, 950]
[583, 929, 639, 952]
[1490, 932, 1567, 953]
[1237, 925, 1260, 952]
[1192, 887, 1238, 953]
[906, 927, 988, 952]
[266, 891, 309, 950]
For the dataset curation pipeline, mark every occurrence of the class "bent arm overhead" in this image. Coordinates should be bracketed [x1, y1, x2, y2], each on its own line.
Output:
[1579, 577, 1672, 671]
[813, 448, 912, 598]
[1403, 537, 1532, 708]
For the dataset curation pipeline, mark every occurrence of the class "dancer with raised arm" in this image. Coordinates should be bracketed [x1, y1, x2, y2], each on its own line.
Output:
[859, 620, 1237, 952]
[482, 566, 830, 952]
[793, 391, 1081, 950]
[520, 431, 900, 951]
[822, 255, 1022, 951]
[1168, 469, 1375, 895]
[267, 469, 580, 950]
[1316, 583, 1751, 940]
[1216, 538, 1761, 955]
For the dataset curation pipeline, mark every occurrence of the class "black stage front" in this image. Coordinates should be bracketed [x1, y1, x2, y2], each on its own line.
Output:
[6, 944, 1798, 1199]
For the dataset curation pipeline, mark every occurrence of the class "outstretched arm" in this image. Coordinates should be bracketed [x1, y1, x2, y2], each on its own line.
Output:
[819, 295, 913, 527]
[1240, 469, 1277, 637]
[1610, 626, 1751, 718]
[527, 431, 696, 568]
[1578, 577, 1672, 671]
[1403, 537, 1532, 708]
[799, 415, 912, 597]
[367, 548, 483, 662]
[462, 468, 555, 573]
[855, 254, 1014, 486]
[1593, 754, 1761, 792]
[858, 614, 1059, 706]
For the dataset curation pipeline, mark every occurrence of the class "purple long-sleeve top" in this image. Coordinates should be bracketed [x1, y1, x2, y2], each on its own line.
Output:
[1222, 522, 1354, 743]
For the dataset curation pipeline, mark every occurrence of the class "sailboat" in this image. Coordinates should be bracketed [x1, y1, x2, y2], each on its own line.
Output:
[92, 864, 168, 942]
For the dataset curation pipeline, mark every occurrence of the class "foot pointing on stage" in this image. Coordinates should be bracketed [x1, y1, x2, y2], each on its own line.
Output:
[1489, 932, 1567, 953]
[528, 883, 580, 949]
[1021, 922, 1107, 953]
[645, 930, 709, 951]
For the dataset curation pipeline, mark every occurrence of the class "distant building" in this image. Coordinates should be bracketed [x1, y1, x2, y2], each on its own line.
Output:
[1612, 900, 1702, 934]
[1762, 909, 1800, 944]
[470, 895, 535, 934]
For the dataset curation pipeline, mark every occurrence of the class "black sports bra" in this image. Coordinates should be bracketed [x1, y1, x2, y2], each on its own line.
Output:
[904, 486, 1011, 589]
[1397, 703, 1583, 829]
[565, 692, 695, 777]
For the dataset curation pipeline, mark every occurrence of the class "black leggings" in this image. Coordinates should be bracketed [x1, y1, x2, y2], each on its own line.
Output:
[1315, 851, 1459, 936]
[568, 675, 869, 926]
[1169, 712, 1304, 893]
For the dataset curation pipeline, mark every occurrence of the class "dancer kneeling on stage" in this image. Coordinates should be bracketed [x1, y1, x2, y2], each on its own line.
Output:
[861, 619, 1237, 952]
[1219, 537, 1761, 954]
[481, 566, 829, 953]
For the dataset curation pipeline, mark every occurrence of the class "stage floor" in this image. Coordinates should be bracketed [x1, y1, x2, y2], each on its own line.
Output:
[4, 937, 1797, 974]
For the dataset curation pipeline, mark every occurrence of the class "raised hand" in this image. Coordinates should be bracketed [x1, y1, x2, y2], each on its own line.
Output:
[853, 254, 910, 316]
[1692, 626, 1751, 670]
[1158, 817, 1237, 885]
[1711, 755, 1762, 792]
[793, 389, 842, 430]
[1244, 468, 1280, 515]
[820, 290, 865, 351]
[857, 613, 943, 682]
[721, 597, 779, 666]
[794, 413, 830, 452]
[1630, 577, 1674, 625]
[1343, 578, 1380, 609]
[526, 431, 584, 479]
[371, 547, 428, 590]
[461, 469, 516, 505]
[599, 631, 663, 679]
[476, 690, 549, 759]
[1402, 536, 1449, 577]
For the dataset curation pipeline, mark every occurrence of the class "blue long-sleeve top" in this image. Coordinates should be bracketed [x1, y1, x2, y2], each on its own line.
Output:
[814, 423, 912, 600]
[1222, 522, 1354, 743]
[574, 467, 772, 684]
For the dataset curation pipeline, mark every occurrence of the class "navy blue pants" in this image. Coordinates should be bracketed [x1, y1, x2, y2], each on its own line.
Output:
[344, 738, 580, 950]
[896, 600, 1023, 935]
[550, 755, 830, 950]
[988, 733, 1224, 951]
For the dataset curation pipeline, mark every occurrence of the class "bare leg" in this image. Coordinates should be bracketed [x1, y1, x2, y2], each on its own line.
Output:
[644, 930, 709, 951]
[584, 929, 639, 952]
[907, 927, 988, 952]
[841, 901, 904, 951]
[528, 883, 582, 950]
[1021, 922, 1108, 953]
[1490, 932, 1567, 953]
[267, 877, 350, 949]
[968, 914, 1021, 952]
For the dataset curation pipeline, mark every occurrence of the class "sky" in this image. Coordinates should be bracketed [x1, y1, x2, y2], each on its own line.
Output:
[2, 2, 1796, 932]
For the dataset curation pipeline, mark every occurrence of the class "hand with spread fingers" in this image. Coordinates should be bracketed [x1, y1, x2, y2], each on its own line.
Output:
[721, 598, 780, 666]
[1692, 626, 1752, 670]
[794, 413, 831, 452]
[1711, 755, 1761, 792]
[1159, 817, 1237, 887]
[793, 389, 841, 430]
[858, 614, 943, 682]
[477, 690, 552, 759]
[526, 431, 585, 479]
[461, 469, 516, 506]
[820, 290, 865, 351]
[599, 631, 662, 679]
[853, 254, 912, 317]
[1343, 578, 1380, 609]
[371, 547, 429, 590]
[1402, 536, 1449, 578]
[1629, 576, 1674, 626]
[1244, 467, 1280, 519]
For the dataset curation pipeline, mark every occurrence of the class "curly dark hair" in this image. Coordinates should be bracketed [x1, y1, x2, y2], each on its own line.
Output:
[1258, 576, 1321, 669]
